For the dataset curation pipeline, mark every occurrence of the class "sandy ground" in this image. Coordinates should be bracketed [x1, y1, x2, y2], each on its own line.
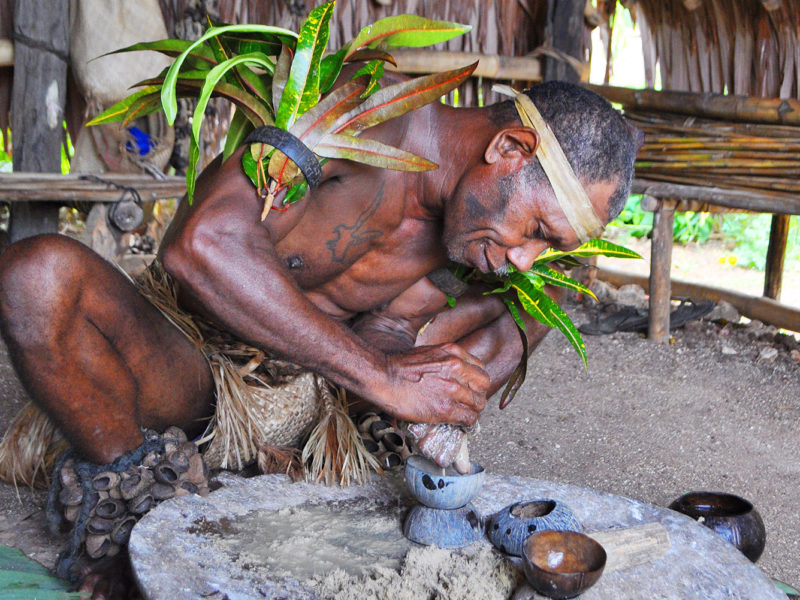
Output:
[0, 294, 797, 595]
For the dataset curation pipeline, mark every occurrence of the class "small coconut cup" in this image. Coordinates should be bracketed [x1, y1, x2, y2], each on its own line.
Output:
[404, 455, 485, 509]
[487, 499, 582, 556]
[668, 491, 766, 562]
[403, 503, 484, 548]
[522, 530, 607, 599]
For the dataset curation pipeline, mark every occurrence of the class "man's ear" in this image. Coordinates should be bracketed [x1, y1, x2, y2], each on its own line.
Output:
[485, 127, 540, 167]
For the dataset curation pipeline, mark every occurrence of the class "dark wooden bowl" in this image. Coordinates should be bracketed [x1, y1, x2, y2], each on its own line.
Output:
[668, 491, 766, 562]
[522, 530, 607, 599]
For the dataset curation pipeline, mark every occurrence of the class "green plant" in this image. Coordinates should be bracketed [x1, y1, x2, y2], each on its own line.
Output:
[610, 194, 713, 244]
[608, 194, 651, 239]
[89, 1, 473, 215]
[719, 213, 772, 270]
[457, 239, 642, 407]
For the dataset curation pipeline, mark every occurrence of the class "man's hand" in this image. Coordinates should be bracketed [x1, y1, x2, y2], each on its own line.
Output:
[375, 343, 489, 426]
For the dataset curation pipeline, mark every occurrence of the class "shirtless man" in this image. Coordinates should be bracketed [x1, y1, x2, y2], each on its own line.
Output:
[0, 79, 638, 598]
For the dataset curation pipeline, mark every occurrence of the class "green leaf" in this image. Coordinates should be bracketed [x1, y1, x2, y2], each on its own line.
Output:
[136, 68, 209, 87]
[284, 180, 308, 205]
[187, 52, 276, 202]
[345, 15, 471, 59]
[218, 32, 289, 58]
[315, 133, 438, 171]
[275, 1, 336, 130]
[536, 238, 643, 264]
[241, 148, 261, 189]
[332, 63, 477, 135]
[318, 47, 347, 95]
[170, 78, 272, 127]
[87, 86, 162, 125]
[222, 108, 255, 161]
[485, 280, 512, 295]
[232, 59, 273, 105]
[509, 272, 554, 328]
[536, 292, 588, 367]
[272, 44, 293, 114]
[207, 31, 273, 103]
[346, 48, 397, 66]
[508, 272, 587, 366]
[120, 91, 165, 126]
[527, 264, 597, 300]
[502, 296, 526, 330]
[772, 578, 800, 597]
[191, 53, 276, 145]
[161, 24, 297, 125]
[546, 255, 585, 268]
[186, 136, 201, 204]
[352, 60, 385, 98]
[103, 39, 216, 69]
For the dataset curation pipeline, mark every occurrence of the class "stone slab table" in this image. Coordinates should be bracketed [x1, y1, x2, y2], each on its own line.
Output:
[129, 472, 783, 600]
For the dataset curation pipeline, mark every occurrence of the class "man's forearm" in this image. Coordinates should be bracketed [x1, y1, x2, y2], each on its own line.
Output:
[454, 310, 551, 396]
[416, 285, 561, 396]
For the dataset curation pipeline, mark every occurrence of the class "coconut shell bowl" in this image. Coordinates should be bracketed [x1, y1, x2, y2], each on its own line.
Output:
[522, 530, 607, 599]
[487, 499, 582, 557]
[668, 491, 766, 562]
[403, 455, 486, 548]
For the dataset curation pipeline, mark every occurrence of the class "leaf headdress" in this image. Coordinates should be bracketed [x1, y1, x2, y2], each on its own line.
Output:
[90, 1, 475, 218]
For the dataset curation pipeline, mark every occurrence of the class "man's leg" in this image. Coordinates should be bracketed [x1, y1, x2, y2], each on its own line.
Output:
[0, 234, 214, 464]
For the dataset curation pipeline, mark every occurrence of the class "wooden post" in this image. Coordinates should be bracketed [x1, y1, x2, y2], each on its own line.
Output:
[648, 199, 675, 343]
[763, 214, 791, 300]
[543, 0, 584, 84]
[8, 0, 69, 243]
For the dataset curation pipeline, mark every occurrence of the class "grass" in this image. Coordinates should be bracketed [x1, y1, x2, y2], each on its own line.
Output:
[608, 194, 800, 272]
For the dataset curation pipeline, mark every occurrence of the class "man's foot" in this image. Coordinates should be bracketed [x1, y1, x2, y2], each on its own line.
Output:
[77, 553, 136, 600]
[48, 427, 210, 596]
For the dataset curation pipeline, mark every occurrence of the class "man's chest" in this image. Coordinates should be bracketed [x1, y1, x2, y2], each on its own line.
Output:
[274, 208, 447, 318]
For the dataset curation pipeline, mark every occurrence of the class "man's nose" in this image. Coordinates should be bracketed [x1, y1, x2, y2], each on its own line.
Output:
[507, 241, 547, 272]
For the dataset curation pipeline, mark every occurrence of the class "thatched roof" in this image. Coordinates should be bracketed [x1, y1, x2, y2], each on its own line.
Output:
[628, 0, 800, 98]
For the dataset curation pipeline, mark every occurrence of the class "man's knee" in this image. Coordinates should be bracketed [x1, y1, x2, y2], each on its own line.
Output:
[0, 234, 87, 345]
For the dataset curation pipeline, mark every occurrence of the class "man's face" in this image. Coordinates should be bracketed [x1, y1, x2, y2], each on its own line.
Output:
[443, 171, 616, 274]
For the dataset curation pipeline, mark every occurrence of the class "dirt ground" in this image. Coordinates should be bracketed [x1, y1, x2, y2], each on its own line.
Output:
[0, 276, 798, 592]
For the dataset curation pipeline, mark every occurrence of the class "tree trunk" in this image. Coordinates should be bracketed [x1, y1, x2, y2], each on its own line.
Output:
[764, 214, 791, 300]
[8, 0, 69, 243]
[543, 0, 584, 84]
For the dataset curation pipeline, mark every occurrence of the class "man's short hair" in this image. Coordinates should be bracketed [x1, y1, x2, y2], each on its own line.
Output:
[491, 81, 640, 220]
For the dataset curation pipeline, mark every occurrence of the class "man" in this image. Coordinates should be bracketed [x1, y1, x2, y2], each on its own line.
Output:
[0, 78, 639, 598]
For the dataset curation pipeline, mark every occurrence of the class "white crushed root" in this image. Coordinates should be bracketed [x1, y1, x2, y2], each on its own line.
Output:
[311, 544, 524, 600]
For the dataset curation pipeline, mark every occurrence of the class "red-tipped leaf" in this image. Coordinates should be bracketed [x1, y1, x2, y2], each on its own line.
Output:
[331, 62, 477, 135]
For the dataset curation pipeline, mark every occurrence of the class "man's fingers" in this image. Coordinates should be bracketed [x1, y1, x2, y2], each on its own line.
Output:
[439, 342, 485, 370]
